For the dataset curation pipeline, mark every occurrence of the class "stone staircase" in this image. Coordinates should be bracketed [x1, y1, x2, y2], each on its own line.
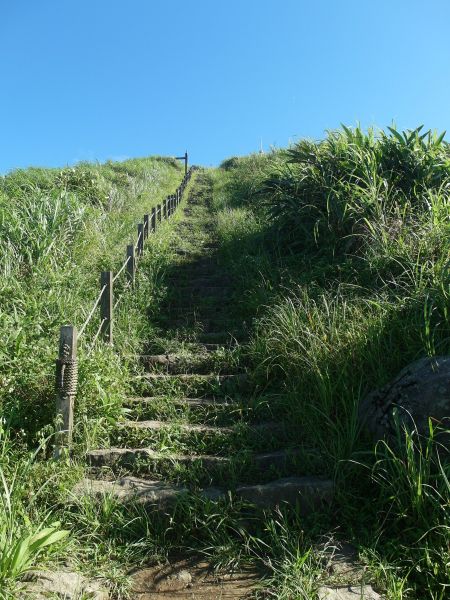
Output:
[75, 172, 333, 519]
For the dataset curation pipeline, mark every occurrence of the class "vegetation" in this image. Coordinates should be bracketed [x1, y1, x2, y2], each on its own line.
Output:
[212, 126, 450, 598]
[0, 127, 449, 599]
[0, 156, 184, 595]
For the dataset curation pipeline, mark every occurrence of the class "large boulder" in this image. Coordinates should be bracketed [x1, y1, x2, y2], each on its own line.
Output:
[359, 356, 450, 446]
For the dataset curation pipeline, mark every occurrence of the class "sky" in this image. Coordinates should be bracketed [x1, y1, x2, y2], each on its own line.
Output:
[1, 0, 449, 173]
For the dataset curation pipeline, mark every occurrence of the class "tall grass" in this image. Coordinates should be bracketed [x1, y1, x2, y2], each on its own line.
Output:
[0, 157, 182, 439]
[213, 126, 450, 598]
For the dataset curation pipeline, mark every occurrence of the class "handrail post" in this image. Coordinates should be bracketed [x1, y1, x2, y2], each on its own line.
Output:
[151, 207, 156, 232]
[126, 244, 135, 287]
[137, 223, 144, 255]
[143, 214, 149, 240]
[184, 151, 188, 175]
[100, 271, 113, 344]
[54, 325, 78, 459]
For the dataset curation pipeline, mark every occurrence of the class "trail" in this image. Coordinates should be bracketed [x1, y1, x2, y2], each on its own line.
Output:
[76, 171, 333, 598]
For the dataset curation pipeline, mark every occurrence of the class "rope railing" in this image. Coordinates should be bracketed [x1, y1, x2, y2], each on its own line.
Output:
[54, 162, 197, 458]
[88, 318, 107, 355]
[113, 281, 131, 310]
[112, 255, 130, 283]
[78, 285, 107, 338]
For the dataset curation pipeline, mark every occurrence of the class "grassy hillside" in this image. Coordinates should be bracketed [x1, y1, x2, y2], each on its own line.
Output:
[0, 157, 186, 595]
[212, 126, 450, 598]
[0, 131, 448, 599]
[0, 157, 182, 437]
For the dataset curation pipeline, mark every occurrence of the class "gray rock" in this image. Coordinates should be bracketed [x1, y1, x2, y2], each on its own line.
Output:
[318, 585, 383, 599]
[19, 570, 108, 599]
[72, 476, 188, 509]
[154, 569, 192, 592]
[359, 356, 450, 445]
[236, 476, 333, 512]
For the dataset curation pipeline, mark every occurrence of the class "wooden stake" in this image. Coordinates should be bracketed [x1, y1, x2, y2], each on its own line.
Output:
[143, 214, 149, 239]
[100, 271, 113, 344]
[126, 244, 135, 286]
[151, 207, 156, 232]
[54, 325, 77, 459]
[137, 223, 144, 256]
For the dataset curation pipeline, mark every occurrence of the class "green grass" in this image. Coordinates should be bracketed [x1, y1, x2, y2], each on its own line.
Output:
[1, 130, 449, 599]
[211, 126, 450, 598]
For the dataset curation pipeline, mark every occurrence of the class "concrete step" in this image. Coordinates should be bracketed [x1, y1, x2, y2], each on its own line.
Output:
[139, 353, 240, 375]
[115, 419, 288, 454]
[87, 448, 303, 479]
[72, 475, 333, 515]
[235, 476, 333, 513]
[122, 419, 233, 434]
[198, 331, 246, 344]
[167, 276, 232, 286]
[133, 373, 250, 397]
[124, 396, 241, 426]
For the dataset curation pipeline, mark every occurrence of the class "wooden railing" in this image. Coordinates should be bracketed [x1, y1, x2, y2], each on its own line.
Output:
[54, 165, 195, 457]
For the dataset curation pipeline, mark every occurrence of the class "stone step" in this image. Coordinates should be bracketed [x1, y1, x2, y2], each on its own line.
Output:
[235, 476, 334, 513]
[122, 419, 233, 434]
[121, 419, 282, 436]
[124, 396, 241, 426]
[115, 418, 287, 454]
[159, 318, 236, 334]
[198, 331, 246, 344]
[139, 353, 240, 375]
[72, 475, 333, 515]
[87, 448, 303, 479]
[167, 276, 232, 286]
[126, 396, 237, 409]
[133, 373, 250, 397]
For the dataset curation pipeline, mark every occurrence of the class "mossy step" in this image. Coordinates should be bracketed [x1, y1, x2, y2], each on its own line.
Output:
[125, 396, 236, 408]
[140, 353, 241, 375]
[72, 475, 333, 514]
[166, 275, 232, 286]
[86, 448, 303, 481]
[198, 331, 247, 343]
[132, 373, 250, 396]
[113, 419, 289, 454]
[121, 419, 281, 435]
[124, 396, 241, 426]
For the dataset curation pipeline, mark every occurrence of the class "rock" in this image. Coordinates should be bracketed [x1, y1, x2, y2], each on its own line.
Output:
[154, 569, 192, 592]
[359, 356, 450, 446]
[72, 476, 188, 509]
[235, 476, 333, 512]
[318, 585, 383, 599]
[19, 570, 108, 599]
[320, 541, 366, 583]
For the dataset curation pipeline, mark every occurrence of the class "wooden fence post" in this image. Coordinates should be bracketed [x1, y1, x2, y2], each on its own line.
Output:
[54, 325, 77, 459]
[163, 199, 167, 220]
[137, 223, 144, 256]
[151, 207, 156, 232]
[143, 214, 149, 240]
[158, 203, 162, 223]
[126, 244, 135, 286]
[100, 271, 113, 344]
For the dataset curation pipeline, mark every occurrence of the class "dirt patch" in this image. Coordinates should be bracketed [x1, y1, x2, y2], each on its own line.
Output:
[130, 559, 262, 599]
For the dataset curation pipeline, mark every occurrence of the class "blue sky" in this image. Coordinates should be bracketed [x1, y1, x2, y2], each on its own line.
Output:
[1, 0, 449, 172]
